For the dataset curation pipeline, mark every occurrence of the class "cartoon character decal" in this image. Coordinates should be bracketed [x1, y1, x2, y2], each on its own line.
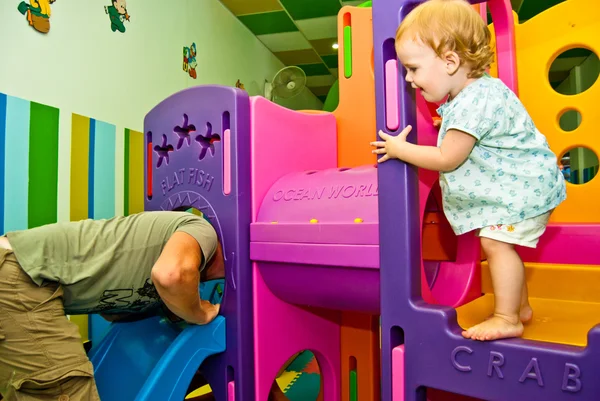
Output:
[105, 0, 130, 33]
[183, 43, 197, 79]
[235, 79, 246, 90]
[17, 0, 55, 34]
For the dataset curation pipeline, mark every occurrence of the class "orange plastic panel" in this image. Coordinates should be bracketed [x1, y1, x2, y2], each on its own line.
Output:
[422, 212, 457, 261]
[341, 312, 380, 401]
[334, 7, 377, 167]
[513, 0, 600, 222]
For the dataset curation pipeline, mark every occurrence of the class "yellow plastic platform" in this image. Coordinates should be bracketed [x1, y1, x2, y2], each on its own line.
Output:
[456, 262, 600, 347]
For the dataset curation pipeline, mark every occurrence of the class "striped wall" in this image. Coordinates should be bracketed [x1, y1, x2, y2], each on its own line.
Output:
[0, 92, 145, 235]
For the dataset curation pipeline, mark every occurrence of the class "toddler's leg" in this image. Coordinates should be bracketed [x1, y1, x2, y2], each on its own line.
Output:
[462, 237, 525, 341]
[520, 277, 533, 323]
[486, 278, 531, 322]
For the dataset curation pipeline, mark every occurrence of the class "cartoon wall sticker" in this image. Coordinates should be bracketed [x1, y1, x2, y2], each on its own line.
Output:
[183, 43, 198, 79]
[235, 80, 246, 90]
[105, 0, 130, 33]
[17, 0, 55, 34]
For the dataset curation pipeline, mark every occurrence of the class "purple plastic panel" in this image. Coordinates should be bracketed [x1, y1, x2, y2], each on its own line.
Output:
[144, 85, 252, 401]
[374, 1, 600, 401]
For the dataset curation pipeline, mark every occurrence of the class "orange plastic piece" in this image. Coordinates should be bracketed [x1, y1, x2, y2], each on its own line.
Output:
[422, 212, 457, 261]
[512, 0, 600, 223]
[334, 6, 377, 167]
[330, 9, 381, 400]
[421, 184, 458, 262]
[340, 312, 380, 401]
[457, 261, 600, 347]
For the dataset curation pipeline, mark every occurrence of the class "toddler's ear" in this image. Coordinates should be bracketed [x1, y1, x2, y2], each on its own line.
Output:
[443, 51, 461, 75]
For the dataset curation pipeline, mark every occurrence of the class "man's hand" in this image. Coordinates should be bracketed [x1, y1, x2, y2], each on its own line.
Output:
[370, 125, 413, 163]
[196, 300, 221, 325]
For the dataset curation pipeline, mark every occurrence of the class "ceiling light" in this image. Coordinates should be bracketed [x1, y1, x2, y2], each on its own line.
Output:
[332, 43, 339, 49]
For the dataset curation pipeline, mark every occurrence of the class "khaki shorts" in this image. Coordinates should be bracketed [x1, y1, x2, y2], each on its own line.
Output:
[0, 248, 100, 401]
[477, 211, 552, 248]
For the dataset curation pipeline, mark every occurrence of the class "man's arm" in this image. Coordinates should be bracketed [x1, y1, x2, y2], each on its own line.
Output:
[151, 231, 220, 325]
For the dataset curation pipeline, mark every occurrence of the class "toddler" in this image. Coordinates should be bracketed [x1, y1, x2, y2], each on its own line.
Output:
[371, 0, 567, 341]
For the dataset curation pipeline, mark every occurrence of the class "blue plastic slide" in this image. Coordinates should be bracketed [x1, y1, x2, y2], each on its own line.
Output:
[89, 280, 226, 401]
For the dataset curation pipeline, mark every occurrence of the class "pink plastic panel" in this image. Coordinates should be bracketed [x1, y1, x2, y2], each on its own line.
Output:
[252, 263, 342, 401]
[385, 59, 400, 131]
[228, 381, 235, 401]
[251, 222, 379, 245]
[520, 224, 600, 265]
[223, 129, 231, 195]
[249, 97, 337, 222]
[487, 0, 518, 93]
[256, 165, 378, 223]
[392, 345, 405, 401]
[254, 164, 378, 244]
[415, 92, 481, 308]
[251, 242, 379, 269]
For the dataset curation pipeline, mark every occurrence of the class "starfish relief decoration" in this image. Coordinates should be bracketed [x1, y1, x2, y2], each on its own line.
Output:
[195, 122, 221, 161]
[153, 133, 174, 168]
[173, 113, 196, 150]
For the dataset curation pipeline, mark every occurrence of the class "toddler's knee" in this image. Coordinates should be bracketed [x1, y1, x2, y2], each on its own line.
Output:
[480, 236, 513, 256]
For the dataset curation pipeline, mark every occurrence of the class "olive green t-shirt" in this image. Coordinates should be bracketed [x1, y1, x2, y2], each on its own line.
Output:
[6, 211, 218, 315]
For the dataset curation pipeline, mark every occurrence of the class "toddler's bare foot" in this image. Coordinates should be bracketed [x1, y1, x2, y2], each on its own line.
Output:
[462, 315, 524, 341]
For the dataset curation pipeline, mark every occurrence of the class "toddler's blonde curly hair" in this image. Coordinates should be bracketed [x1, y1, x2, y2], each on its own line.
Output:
[395, 0, 494, 78]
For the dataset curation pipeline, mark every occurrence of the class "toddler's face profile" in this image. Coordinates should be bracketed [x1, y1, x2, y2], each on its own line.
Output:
[396, 38, 452, 103]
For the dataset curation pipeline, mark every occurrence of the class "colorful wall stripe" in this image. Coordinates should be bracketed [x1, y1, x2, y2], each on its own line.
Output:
[70, 113, 90, 222]
[93, 120, 116, 219]
[124, 128, 145, 216]
[4, 96, 30, 233]
[29, 102, 59, 228]
[88, 118, 96, 218]
[70, 114, 117, 221]
[0, 94, 6, 233]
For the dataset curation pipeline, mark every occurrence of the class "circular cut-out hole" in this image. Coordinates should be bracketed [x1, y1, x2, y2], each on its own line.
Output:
[560, 147, 599, 184]
[559, 109, 581, 132]
[549, 48, 599, 95]
[272, 351, 321, 400]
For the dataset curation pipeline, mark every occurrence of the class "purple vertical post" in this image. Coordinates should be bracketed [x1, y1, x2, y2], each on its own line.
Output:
[374, 1, 422, 400]
[374, 1, 600, 400]
[144, 85, 253, 401]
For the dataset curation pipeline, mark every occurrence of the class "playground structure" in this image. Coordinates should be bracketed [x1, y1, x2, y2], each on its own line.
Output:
[88, 0, 600, 400]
